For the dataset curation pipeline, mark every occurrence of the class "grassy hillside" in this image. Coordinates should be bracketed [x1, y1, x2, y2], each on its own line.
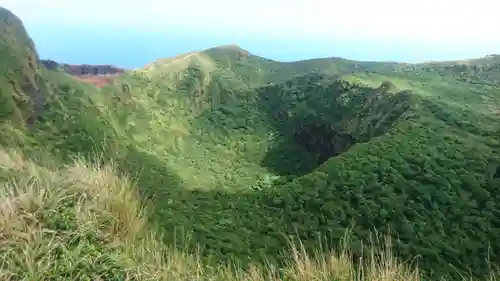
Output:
[0, 7, 47, 126]
[1, 5, 500, 280]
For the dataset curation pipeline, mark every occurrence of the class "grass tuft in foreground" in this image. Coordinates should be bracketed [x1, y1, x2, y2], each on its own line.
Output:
[0, 148, 497, 280]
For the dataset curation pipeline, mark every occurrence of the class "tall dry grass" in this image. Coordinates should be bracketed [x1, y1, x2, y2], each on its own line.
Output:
[0, 148, 497, 280]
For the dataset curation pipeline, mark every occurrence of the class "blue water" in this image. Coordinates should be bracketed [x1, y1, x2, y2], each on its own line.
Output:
[24, 23, 500, 69]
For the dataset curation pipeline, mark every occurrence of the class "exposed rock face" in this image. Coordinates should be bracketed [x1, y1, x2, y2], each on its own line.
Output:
[40, 59, 125, 76]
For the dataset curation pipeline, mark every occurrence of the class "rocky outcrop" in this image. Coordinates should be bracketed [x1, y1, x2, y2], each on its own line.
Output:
[40, 60, 126, 76]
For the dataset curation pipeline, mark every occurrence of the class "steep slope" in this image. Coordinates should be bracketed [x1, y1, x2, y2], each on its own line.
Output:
[99, 46, 500, 279]
[0, 7, 47, 126]
[258, 75, 417, 171]
[108, 46, 500, 279]
[102, 46, 415, 190]
[1, 6, 500, 280]
[256, 73, 500, 279]
[148, 71, 499, 280]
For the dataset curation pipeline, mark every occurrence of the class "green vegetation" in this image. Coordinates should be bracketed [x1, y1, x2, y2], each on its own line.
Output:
[0, 7, 45, 126]
[1, 6, 500, 280]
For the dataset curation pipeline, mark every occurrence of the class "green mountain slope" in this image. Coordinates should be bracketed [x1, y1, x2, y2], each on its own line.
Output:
[257, 73, 500, 277]
[0, 7, 48, 126]
[132, 68, 499, 279]
[1, 6, 500, 280]
[76, 53, 500, 279]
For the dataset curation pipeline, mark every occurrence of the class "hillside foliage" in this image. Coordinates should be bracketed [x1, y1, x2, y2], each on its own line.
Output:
[1, 6, 500, 281]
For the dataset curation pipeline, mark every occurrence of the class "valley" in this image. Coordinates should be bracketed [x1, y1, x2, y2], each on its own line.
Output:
[1, 6, 500, 281]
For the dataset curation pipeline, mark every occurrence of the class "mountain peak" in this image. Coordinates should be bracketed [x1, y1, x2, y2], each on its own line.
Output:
[202, 44, 250, 58]
[208, 44, 247, 51]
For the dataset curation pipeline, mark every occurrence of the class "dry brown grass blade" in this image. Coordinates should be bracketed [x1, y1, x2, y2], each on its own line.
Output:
[0, 148, 497, 280]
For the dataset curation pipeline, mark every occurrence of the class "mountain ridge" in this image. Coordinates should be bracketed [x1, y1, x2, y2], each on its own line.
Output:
[0, 5, 499, 281]
[40, 43, 500, 90]
[153, 44, 500, 67]
[40, 59, 126, 75]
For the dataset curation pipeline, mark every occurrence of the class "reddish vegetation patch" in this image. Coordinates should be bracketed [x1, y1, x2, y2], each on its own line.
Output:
[74, 75, 119, 88]
[40, 59, 125, 88]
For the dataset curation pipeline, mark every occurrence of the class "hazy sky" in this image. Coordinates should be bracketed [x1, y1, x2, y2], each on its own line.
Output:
[1, 0, 499, 68]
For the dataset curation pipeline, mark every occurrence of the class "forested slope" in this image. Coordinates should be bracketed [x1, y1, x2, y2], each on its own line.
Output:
[1, 5, 500, 280]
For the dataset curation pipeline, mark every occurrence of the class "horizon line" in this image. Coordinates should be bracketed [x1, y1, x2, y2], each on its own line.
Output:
[37, 44, 499, 70]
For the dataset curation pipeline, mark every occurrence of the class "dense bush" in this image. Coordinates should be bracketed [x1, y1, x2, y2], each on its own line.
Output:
[1, 6, 500, 279]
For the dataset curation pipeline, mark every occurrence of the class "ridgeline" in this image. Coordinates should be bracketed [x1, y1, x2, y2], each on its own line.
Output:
[0, 6, 499, 281]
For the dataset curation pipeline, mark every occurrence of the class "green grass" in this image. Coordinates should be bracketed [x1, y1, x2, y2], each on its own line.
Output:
[1, 147, 497, 281]
[0, 6, 42, 125]
[1, 5, 500, 280]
